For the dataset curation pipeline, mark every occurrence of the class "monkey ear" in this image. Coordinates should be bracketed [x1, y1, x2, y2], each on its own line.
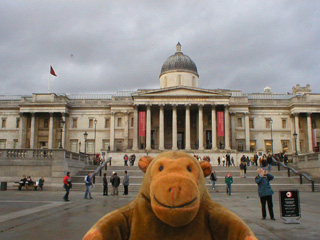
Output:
[199, 161, 212, 177]
[138, 156, 154, 173]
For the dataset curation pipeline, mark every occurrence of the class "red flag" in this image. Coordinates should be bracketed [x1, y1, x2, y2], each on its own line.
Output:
[50, 66, 57, 77]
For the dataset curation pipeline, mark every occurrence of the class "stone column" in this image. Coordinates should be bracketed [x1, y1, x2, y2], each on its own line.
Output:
[132, 106, 138, 150]
[124, 112, 129, 150]
[159, 105, 165, 150]
[294, 113, 300, 153]
[30, 113, 36, 149]
[307, 113, 313, 152]
[110, 112, 115, 151]
[185, 104, 191, 150]
[172, 105, 178, 150]
[198, 105, 204, 150]
[290, 115, 295, 153]
[211, 105, 217, 150]
[48, 113, 54, 149]
[230, 112, 236, 150]
[245, 112, 250, 152]
[62, 113, 66, 149]
[19, 113, 25, 148]
[146, 105, 151, 150]
[224, 105, 230, 150]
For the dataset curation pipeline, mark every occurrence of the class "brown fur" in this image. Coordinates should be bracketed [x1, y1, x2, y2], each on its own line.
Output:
[84, 151, 257, 240]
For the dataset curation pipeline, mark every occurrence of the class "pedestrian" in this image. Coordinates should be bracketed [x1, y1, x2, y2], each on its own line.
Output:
[284, 154, 288, 166]
[38, 177, 45, 190]
[226, 154, 231, 167]
[255, 168, 275, 220]
[123, 170, 129, 195]
[222, 156, 226, 166]
[103, 173, 108, 196]
[240, 161, 245, 178]
[254, 153, 259, 166]
[124, 154, 129, 166]
[209, 170, 217, 189]
[84, 172, 93, 199]
[110, 171, 120, 196]
[63, 172, 72, 202]
[244, 162, 247, 178]
[225, 172, 233, 196]
[132, 154, 136, 166]
[267, 154, 273, 171]
[217, 157, 221, 166]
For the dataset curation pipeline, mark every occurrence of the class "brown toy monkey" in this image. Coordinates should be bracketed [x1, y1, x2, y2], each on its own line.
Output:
[84, 151, 257, 240]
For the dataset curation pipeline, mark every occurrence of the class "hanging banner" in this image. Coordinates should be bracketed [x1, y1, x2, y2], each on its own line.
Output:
[139, 111, 146, 137]
[217, 111, 224, 137]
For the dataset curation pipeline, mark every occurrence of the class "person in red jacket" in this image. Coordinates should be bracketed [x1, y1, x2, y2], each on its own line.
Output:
[63, 172, 72, 201]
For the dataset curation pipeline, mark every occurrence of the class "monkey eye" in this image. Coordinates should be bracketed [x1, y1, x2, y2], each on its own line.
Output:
[159, 166, 164, 171]
[187, 166, 192, 172]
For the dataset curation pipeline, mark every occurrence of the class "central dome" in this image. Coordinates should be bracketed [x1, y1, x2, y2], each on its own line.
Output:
[160, 43, 199, 77]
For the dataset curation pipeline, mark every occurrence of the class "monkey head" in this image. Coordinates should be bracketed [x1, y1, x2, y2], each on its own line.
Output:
[138, 151, 212, 227]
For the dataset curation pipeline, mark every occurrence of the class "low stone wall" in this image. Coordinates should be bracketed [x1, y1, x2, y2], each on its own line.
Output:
[294, 153, 320, 178]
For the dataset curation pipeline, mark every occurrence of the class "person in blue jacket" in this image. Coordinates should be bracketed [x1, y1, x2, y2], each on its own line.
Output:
[255, 168, 275, 220]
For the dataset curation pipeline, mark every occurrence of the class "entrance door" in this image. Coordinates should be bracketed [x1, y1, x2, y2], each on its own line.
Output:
[177, 132, 184, 149]
[206, 130, 212, 149]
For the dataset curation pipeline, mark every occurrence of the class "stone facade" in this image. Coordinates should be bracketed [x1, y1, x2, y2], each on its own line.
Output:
[1, 44, 320, 157]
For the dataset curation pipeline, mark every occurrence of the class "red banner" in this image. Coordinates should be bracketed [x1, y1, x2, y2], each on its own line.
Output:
[139, 111, 146, 137]
[217, 111, 224, 137]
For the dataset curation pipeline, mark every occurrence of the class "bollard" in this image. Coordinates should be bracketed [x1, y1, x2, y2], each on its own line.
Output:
[287, 168, 291, 177]
[299, 175, 303, 184]
[99, 168, 102, 177]
[312, 181, 315, 192]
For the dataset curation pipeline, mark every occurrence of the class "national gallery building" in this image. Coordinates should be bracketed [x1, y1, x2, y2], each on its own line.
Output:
[1, 43, 320, 156]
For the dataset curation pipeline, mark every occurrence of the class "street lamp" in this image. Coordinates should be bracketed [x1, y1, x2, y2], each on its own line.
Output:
[84, 131, 88, 154]
[79, 141, 81, 153]
[293, 132, 298, 155]
[270, 118, 273, 155]
[94, 118, 97, 156]
[59, 119, 65, 149]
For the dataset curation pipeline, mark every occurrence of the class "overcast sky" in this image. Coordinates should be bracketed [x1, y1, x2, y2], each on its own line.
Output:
[1, 0, 319, 95]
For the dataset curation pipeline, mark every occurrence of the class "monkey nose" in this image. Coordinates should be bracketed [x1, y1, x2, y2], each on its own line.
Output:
[169, 187, 181, 202]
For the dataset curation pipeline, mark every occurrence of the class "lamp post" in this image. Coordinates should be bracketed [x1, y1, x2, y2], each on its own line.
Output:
[293, 132, 298, 155]
[79, 141, 81, 153]
[270, 118, 273, 155]
[84, 131, 88, 154]
[94, 118, 97, 156]
[59, 119, 65, 149]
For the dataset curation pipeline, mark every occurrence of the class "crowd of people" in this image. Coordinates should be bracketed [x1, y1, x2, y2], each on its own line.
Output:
[123, 154, 136, 166]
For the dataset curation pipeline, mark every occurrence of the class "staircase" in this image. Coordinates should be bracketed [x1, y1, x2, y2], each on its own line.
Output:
[71, 164, 316, 193]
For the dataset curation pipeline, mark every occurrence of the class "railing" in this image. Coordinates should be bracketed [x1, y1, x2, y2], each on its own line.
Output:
[272, 155, 315, 192]
[6, 150, 28, 158]
[91, 157, 112, 183]
[64, 151, 90, 163]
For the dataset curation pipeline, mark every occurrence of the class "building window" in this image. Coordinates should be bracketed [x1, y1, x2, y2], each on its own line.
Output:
[16, 118, 20, 128]
[89, 119, 93, 128]
[105, 118, 110, 128]
[266, 119, 271, 128]
[44, 118, 49, 128]
[265, 140, 272, 153]
[117, 118, 122, 127]
[282, 119, 287, 129]
[0, 140, 6, 149]
[249, 118, 254, 129]
[281, 140, 289, 153]
[1, 119, 7, 128]
[237, 140, 244, 152]
[237, 118, 243, 128]
[131, 117, 134, 127]
[250, 140, 256, 152]
[70, 140, 78, 153]
[102, 140, 110, 150]
[87, 140, 94, 153]
[72, 118, 77, 128]
[13, 139, 19, 149]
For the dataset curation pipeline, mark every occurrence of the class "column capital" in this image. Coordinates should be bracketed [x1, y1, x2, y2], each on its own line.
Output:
[158, 103, 165, 107]
[211, 104, 216, 109]
[171, 104, 177, 108]
[19, 112, 25, 117]
[224, 104, 230, 108]
[307, 112, 312, 117]
[229, 112, 236, 116]
[244, 112, 250, 116]
[198, 104, 204, 109]
[293, 113, 300, 117]
[185, 103, 191, 108]
[123, 111, 129, 115]
[110, 112, 115, 116]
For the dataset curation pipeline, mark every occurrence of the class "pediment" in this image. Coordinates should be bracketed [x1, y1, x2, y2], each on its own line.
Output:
[133, 86, 230, 97]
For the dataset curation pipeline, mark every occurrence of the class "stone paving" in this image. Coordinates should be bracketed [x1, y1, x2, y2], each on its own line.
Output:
[0, 188, 319, 240]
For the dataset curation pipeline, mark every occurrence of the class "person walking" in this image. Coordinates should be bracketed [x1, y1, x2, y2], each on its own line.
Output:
[130, 154, 136, 166]
[244, 162, 247, 178]
[84, 172, 93, 199]
[209, 170, 217, 189]
[240, 161, 245, 178]
[267, 154, 273, 171]
[123, 154, 129, 166]
[122, 170, 129, 195]
[217, 157, 221, 166]
[255, 168, 275, 220]
[38, 177, 45, 190]
[63, 172, 72, 202]
[110, 171, 120, 196]
[103, 173, 108, 196]
[225, 172, 233, 196]
[222, 156, 226, 166]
